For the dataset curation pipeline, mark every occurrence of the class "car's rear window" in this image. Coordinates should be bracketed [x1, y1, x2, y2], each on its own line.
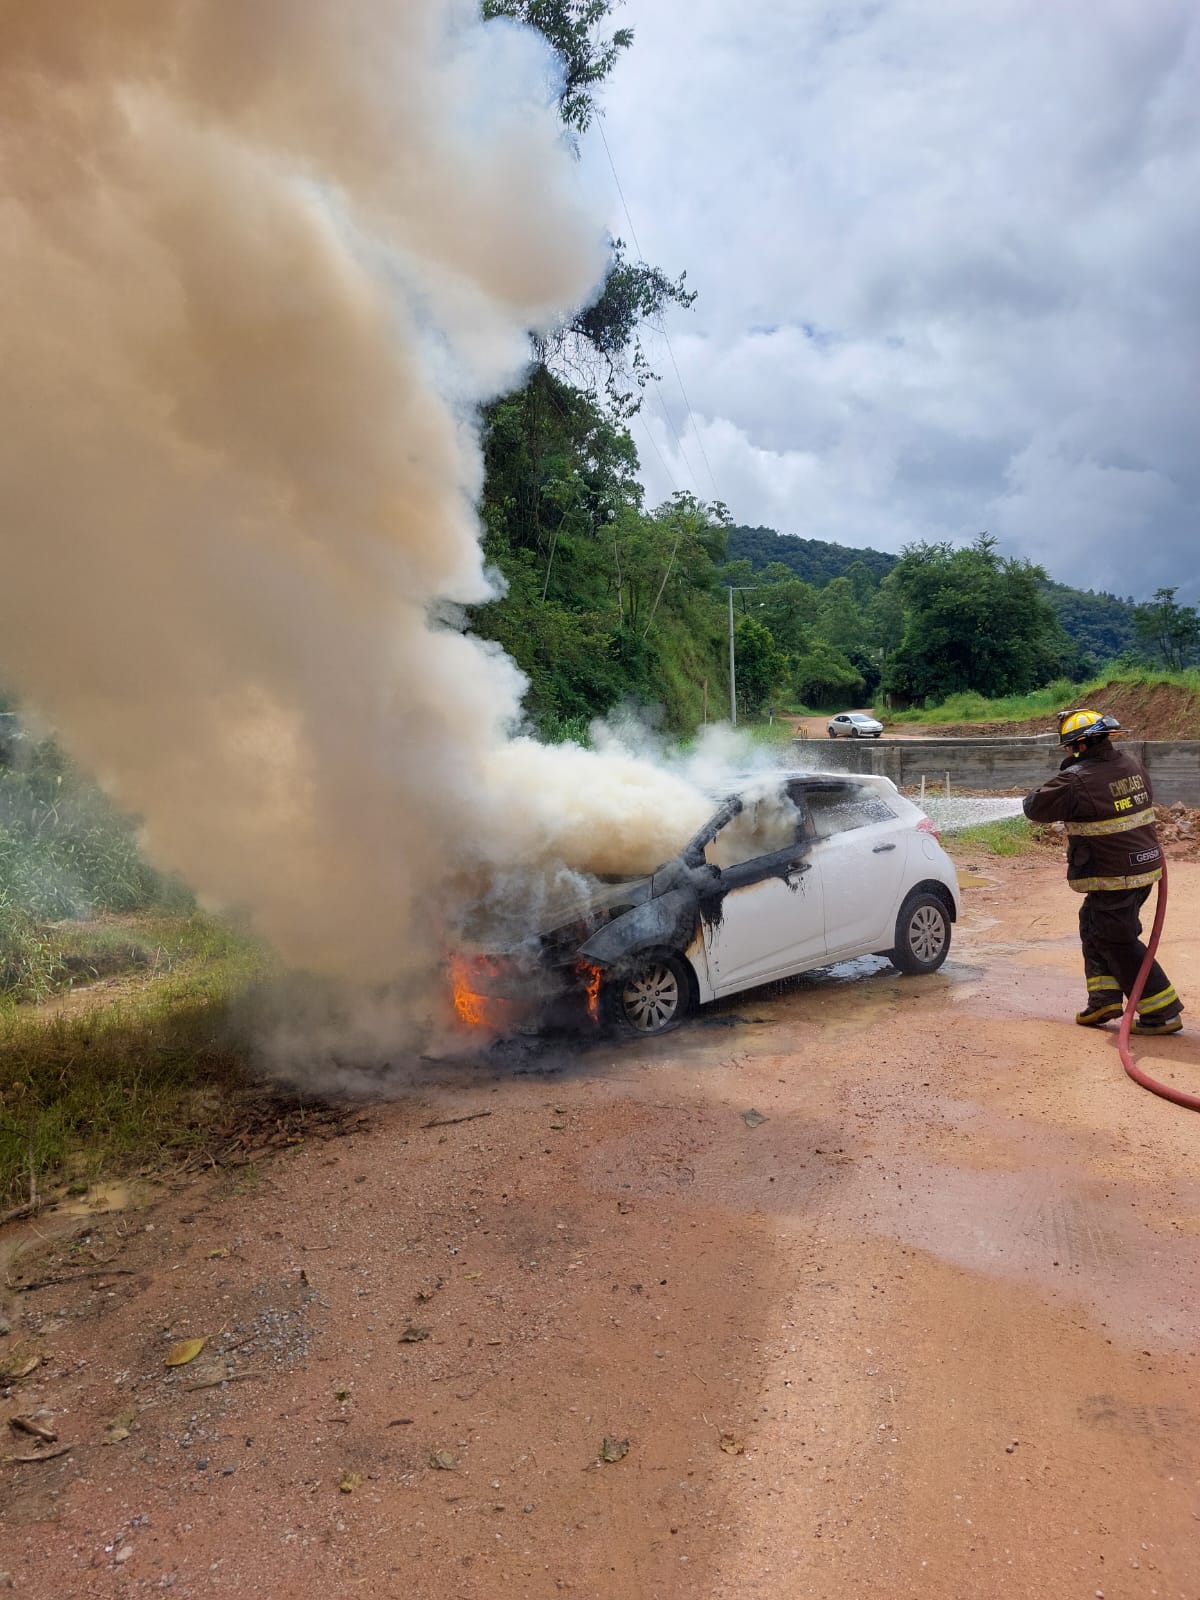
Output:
[807, 785, 897, 838]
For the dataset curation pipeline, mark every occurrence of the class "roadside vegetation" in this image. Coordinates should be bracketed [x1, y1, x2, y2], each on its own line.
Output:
[0, 723, 269, 1208]
[880, 669, 1200, 740]
[948, 817, 1038, 858]
[0, 916, 266, 1210]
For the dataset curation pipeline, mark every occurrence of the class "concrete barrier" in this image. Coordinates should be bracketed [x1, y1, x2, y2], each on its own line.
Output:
[794, 736, 1200, 805]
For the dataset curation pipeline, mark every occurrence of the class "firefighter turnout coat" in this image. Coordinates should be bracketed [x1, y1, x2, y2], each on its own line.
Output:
[1022, 740, 1163, 893]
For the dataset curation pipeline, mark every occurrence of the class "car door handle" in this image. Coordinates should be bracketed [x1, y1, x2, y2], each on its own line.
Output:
[872, 843, 896, 853]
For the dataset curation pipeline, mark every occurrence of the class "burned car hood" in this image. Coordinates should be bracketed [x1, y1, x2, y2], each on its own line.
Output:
[538, 872, 654, 936]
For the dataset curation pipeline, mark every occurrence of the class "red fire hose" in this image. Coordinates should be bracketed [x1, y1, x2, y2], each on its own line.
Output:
[1117, 860, 1200, 1111]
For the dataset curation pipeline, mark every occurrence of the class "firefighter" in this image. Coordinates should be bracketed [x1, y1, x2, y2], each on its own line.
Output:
[1023, 709, 1183, 1034]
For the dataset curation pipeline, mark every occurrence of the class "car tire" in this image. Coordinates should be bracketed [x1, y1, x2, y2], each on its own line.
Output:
[872, 731, 882, 739]
[604, 951, 692, 1037]
[890, 892, 951, 975]
[827, 728, 837, 739]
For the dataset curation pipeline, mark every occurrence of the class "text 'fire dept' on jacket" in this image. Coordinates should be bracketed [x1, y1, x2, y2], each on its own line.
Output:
[1022, 741, 1163, 893]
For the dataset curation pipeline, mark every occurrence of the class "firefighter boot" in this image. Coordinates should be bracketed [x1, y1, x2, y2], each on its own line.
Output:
[1132, 1013, 1184, 1036]
[1076, 998, 1124, 1027]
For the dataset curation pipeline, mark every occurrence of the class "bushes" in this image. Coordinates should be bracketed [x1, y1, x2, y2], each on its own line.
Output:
[0, 900, 61, 1003]
[0, 729, 193, 998]
[0, 740, 191, 923]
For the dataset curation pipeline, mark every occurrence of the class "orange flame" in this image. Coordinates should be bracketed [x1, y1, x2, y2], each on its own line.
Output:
[449, 956, 489, 1029]
[578, 961, 603, 1025]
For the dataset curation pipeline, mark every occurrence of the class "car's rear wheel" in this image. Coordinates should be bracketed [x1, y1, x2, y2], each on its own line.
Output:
[827, 728, 837, 739]
[890, 892, 951, 974]
[605, 951, 692, 1036]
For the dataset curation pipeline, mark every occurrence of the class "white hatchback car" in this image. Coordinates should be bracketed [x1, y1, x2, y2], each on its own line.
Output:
[827, 711, 884, 738]
[460, 771, 961, 1036]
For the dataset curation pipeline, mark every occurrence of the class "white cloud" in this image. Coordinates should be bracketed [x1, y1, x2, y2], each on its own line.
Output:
[584, 0, 1200, 600]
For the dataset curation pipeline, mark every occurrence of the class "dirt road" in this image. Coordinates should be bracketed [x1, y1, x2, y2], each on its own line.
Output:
[3, 852, 1200, 1599]
[788, 713, 936, 741]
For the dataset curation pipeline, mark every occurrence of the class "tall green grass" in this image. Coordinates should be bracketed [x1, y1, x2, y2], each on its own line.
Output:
[0, 743, 193, 922]
[0, 913, 266, 1205]
[950, 817, 1036, 857]
[879, 667, 1200, 726]
[0, 732, 195, 1001]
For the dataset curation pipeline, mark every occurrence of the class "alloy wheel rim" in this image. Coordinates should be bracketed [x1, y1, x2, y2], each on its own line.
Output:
[910, 905, 946, 962]
[622, 965, 680, 1031]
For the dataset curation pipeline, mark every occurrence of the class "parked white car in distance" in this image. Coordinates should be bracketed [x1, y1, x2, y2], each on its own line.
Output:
[828, 711, 883, 739]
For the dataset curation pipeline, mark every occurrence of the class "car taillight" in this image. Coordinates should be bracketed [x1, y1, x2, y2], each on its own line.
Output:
[917, 816, 941, 842]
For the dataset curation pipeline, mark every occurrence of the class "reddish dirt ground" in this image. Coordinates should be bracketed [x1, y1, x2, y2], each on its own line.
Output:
[3, 849, 1200, 1600]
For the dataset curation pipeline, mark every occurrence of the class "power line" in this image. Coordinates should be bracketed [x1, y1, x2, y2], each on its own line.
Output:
[595, 114, 722, 504]
[650, 321, 721, 501]
[634, 411, 681, 497]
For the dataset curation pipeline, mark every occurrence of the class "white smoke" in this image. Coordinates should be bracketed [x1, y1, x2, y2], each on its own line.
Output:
[0, 0, 724, 1019]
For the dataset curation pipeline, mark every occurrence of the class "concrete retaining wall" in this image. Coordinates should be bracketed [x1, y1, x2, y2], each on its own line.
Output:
[794, 736, 1200, 805]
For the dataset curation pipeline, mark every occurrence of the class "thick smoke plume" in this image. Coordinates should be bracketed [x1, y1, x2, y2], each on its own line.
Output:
[0, 0, 714, 1003]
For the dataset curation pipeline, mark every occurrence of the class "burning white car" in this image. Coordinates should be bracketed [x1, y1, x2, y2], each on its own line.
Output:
[452, 771, 960, 1037]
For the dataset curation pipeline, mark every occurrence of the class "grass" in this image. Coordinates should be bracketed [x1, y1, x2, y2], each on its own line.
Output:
[880, 678, 1084, 726]
[739, 718, 798, 745]
[0, 912, 269, 1208]
[878, 667, 1200, 727]
[949, 817, 1037, 857]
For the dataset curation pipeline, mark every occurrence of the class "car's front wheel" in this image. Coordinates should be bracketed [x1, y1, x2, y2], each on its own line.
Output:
[890, 892, 951, 974]
[827, 727, 837, 739]
[605, 951, 692, 1036]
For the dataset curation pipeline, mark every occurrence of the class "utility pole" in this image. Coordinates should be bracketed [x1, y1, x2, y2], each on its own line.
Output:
[726, 585, 762, 728]
[728, 586, 736, 727]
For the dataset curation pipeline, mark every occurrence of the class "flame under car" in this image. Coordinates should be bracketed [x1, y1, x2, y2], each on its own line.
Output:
[454, 771, 961, 1038]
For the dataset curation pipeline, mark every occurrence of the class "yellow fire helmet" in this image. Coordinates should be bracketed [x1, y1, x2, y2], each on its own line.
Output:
[1058, 708, 1120, 747]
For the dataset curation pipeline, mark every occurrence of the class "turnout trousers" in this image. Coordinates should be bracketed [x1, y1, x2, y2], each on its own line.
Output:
[1079, 886, 1183, 1021]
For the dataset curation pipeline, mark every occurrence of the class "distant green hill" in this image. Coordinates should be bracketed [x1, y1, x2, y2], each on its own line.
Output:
[727, 525, 897, 586]
[1039, 578, 1138, 667]
[727, 524, 1140, 672]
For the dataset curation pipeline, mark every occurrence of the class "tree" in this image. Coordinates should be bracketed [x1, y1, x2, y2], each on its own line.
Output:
[481, 0, 633, 134]
[1133, 588, 1200, 671]
[884, 534, 1070, 705]
[790, 640, 864, 707]
[734, 617, 785, 718]
[756, 570, 820, 655]
[483, 1, 692, 413]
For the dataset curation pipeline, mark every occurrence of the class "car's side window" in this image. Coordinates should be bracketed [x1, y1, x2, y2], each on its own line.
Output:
[704, 792, 804, 870]
[805, 785, 897, 839]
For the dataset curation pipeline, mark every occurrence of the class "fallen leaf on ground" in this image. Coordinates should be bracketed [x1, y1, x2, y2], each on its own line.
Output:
[103, 1424, 131, 1446]
[399, 1325, 432, 1343]
[600, 1437, 630, 1463]
[4, 1442, 72, 1465]
[741, 1108, 768, 1128]
[0, 1353, 40, 1381]
[429, 1450, 459, 1471]
[338, 1472, 362, 1493]
[10, 1415, 57, 1443]
[205, 1248, 230, 1260]
[719, 1432, 745, 1455]
[165, 1337, 207, 1367]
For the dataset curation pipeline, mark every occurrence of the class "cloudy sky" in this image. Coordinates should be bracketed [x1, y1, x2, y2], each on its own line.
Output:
[581, 0, 1200, 601]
